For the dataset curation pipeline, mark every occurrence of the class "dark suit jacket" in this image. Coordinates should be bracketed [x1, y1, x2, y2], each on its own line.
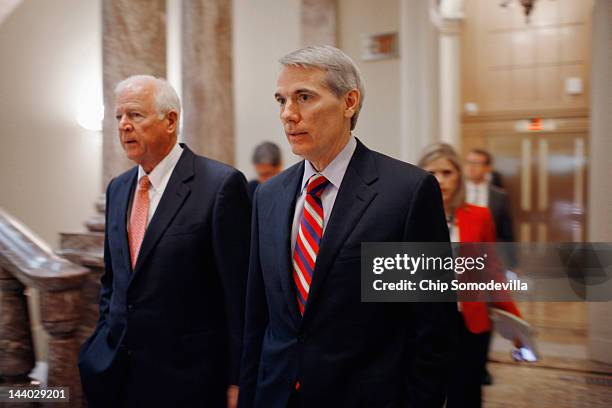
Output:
[490, 170, 504, 189]
[239, 139, 456, 408]
[488, 186, 514, 243]
[247, 179, 260, 202]
[488, 186, 517, 267]
[78, 145, 251, 408]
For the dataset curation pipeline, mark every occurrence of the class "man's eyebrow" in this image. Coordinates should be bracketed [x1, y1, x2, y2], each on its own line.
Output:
[295, 88, 316, 94]
[274, 88, 318, 99]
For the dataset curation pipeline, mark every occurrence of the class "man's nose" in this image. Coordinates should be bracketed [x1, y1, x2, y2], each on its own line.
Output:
[280, 100, 299, 123]
[118, 115, 133, 131]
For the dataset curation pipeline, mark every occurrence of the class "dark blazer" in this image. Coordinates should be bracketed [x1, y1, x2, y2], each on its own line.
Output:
[488, 186, 515, 243]
[490, 170, 504, 189]
[78, 145, 251, 408]
[239, 139, 456, 408]
[247, 179, 260, 202]
[488, 186, 517, 267]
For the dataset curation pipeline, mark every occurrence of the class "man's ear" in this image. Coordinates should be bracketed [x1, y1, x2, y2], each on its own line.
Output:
[166, 110, 178, 133]
[343, 89, 360, 119]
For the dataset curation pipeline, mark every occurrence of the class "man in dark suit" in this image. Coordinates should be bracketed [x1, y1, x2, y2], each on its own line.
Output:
[464, 149, 515, 244]
[239, 46, 456, 408]
[488, 187, 515, 243]
[78, 75, 251, 407]
[464, 148, 516, 386]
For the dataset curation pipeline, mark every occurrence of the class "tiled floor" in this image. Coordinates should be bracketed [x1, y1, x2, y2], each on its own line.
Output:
[483, 302, 612, 407]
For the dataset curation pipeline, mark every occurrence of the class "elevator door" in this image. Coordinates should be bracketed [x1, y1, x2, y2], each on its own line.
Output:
[487, 133, 588, 242]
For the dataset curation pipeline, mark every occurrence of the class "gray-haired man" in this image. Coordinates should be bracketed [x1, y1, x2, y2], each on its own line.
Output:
[78, 75, 250, 407]
[239, 46, 455, 407]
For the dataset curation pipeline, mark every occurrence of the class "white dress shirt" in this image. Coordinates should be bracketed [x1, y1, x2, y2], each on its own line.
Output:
[448, 217, 460, 243]
[290, 136, 357, 255]
[129, 143, 184, 227]
[465, 180, 489, 207]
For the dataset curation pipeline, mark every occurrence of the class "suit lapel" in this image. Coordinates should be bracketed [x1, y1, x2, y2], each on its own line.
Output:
[129, 146, 194, 284]
[273, 163, 304, 323]
[117, 169, 137, 274]
[302, 140, 378, 322]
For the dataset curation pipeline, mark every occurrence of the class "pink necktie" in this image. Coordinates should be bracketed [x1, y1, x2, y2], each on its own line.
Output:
[129, 176, 150, 269]
[292, 174, 330, 315]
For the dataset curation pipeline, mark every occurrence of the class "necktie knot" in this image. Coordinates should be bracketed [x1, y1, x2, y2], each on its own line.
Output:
[138, 175, 150, 191]
[306, 174, 329, 198]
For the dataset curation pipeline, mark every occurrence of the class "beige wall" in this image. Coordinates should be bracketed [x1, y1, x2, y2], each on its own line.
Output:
[338, 0, 401, 158]
[233, 0, 303, 179]
[0, 0, 102, 249]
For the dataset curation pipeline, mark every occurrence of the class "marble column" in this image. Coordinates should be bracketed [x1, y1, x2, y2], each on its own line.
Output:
[587, 0, 612, 365]
[181, 0, 234, 164]
[102, 0, 167, 187]
[399, 0, 440, 163]
[301, 0, 337, 47]
[436, 0, 463, 150]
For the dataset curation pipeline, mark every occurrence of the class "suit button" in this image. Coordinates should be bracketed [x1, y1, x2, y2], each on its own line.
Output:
[297, 335, 305, 343]
[127, 304, 134, 312]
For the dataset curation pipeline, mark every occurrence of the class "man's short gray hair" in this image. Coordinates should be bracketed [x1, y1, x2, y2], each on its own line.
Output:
[279, 45, 365, 131]
[115, 75, 181, 130]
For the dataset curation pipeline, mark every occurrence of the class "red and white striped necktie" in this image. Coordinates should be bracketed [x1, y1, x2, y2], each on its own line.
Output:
[292, 174, 330, 315]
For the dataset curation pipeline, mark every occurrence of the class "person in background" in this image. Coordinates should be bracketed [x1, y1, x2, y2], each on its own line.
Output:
[247, 141, 283, 200]
[464, 148, 515, 245]
[464, 148, 517, 385]
[419, 143, 521, 408]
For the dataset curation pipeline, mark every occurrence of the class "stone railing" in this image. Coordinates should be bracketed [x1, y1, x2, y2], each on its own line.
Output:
[0, 208, 88, 407]
[58, 194, 105, 350]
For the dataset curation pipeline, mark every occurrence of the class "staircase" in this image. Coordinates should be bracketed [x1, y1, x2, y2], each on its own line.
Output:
[0, 208, 89, 407]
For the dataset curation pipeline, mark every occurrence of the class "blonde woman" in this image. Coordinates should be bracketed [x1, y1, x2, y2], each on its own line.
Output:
[418, 143, 521, 408]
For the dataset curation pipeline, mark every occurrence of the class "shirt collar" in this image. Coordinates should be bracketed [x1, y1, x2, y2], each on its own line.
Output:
[467, 180, 487, 189]
[300, 136, 357, 191]
[137, 143, 183, 191]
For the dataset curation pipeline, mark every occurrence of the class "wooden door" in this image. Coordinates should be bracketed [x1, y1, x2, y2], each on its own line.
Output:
[487, 133, 588, 242]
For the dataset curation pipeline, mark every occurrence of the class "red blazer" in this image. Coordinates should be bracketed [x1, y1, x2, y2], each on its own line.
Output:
[455, 203, 520, 334]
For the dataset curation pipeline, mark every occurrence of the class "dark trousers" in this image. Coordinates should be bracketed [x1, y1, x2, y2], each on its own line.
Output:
[446, 311, 491, 408]
[287, 388, 301, 408]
